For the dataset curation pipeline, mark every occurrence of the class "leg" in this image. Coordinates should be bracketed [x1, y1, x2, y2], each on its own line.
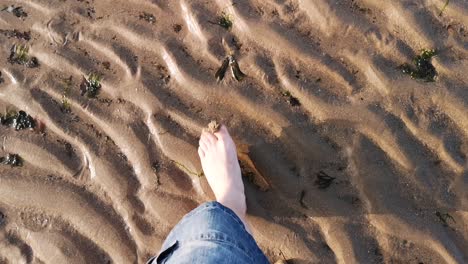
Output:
[149, 125, 268, 263]
[198, 125, 248, 228]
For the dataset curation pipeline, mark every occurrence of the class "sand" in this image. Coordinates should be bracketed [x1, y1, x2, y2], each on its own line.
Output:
[0, 0, 467, 263]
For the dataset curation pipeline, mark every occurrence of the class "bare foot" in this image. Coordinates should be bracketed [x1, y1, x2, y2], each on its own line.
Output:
[198, 125, 247, 225]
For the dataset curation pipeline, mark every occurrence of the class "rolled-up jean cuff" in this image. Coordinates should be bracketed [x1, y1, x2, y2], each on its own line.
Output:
[149, 201, 269, 264]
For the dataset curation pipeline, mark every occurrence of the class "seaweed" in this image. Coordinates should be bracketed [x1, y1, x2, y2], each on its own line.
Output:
[0, 154, 23, 167]
[0, 71, 3, 84]
[8, 44, 39, 68]
[400, 49, 437, 82]
[1, 110, 36, 130]
[215, 57, 230, 81]
[209, 12, 233, 30]
[435, 211, 455, 227]
[315, 171, 335, 189]
[215, 55, 245, 82]
[439, 0, 450, 16]
[281, 91, 301, 106]
[140, 12, 156, 24]
[80, 73, 101, 98]
[2, 5, 28, 19]
[0, 29, 31, 41]
[237, 143, 271, 191]
[229, 56, 246, 81]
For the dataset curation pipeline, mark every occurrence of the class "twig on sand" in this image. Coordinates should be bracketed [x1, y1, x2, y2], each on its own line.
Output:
[439, 0, 450, 16]
[172, 160, 203, 177]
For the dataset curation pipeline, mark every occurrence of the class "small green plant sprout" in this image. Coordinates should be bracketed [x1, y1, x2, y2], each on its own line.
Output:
[439, 0, 450, 16]
[400, 49, 437, 82]
[8, 44, 39, 68]
[61, 76, 73, 113]
[0, 153, 23, 167]
[219, 12, 233, 30]
[80, 73, 102, 98]
[209, 11, 233, 30]
[61, 98, 71, 112]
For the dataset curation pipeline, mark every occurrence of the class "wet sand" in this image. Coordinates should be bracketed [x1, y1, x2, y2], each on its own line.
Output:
[0, 0, 467, 263]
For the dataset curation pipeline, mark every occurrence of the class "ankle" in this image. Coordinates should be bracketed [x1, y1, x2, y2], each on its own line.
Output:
[217, 192, 247, 218]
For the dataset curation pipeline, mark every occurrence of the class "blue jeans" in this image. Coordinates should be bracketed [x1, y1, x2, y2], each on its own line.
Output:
[147, 201, 269, 264]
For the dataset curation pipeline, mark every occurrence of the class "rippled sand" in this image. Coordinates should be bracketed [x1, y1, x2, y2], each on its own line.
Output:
[0, 0, 467, 263]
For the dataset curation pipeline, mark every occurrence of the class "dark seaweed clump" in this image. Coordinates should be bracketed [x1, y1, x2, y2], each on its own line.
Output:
[400, 49, 437, 82]
[215, 57, 230, 81]
[80, 73, 102, 98]
[0, 71, 4, 84]
[8, 44, 39, 68]
[281, 91, 301, 106]
[140, 12, 156, 24]
[439, 0, 450, 16]
[1, 110, 36, 130]
[435, 211, 455, 227]
[2, 5, 28, 19]
[315, 171, 335, 189]
[0, 29, 31, 41]
[0, 153, 23, 167]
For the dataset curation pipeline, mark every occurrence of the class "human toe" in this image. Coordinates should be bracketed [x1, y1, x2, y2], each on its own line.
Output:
[214, 125, 231, 140]
[202, 131, 218, 145]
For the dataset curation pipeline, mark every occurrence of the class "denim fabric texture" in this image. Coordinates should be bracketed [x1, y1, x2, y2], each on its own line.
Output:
[147, 201, 269, 264]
